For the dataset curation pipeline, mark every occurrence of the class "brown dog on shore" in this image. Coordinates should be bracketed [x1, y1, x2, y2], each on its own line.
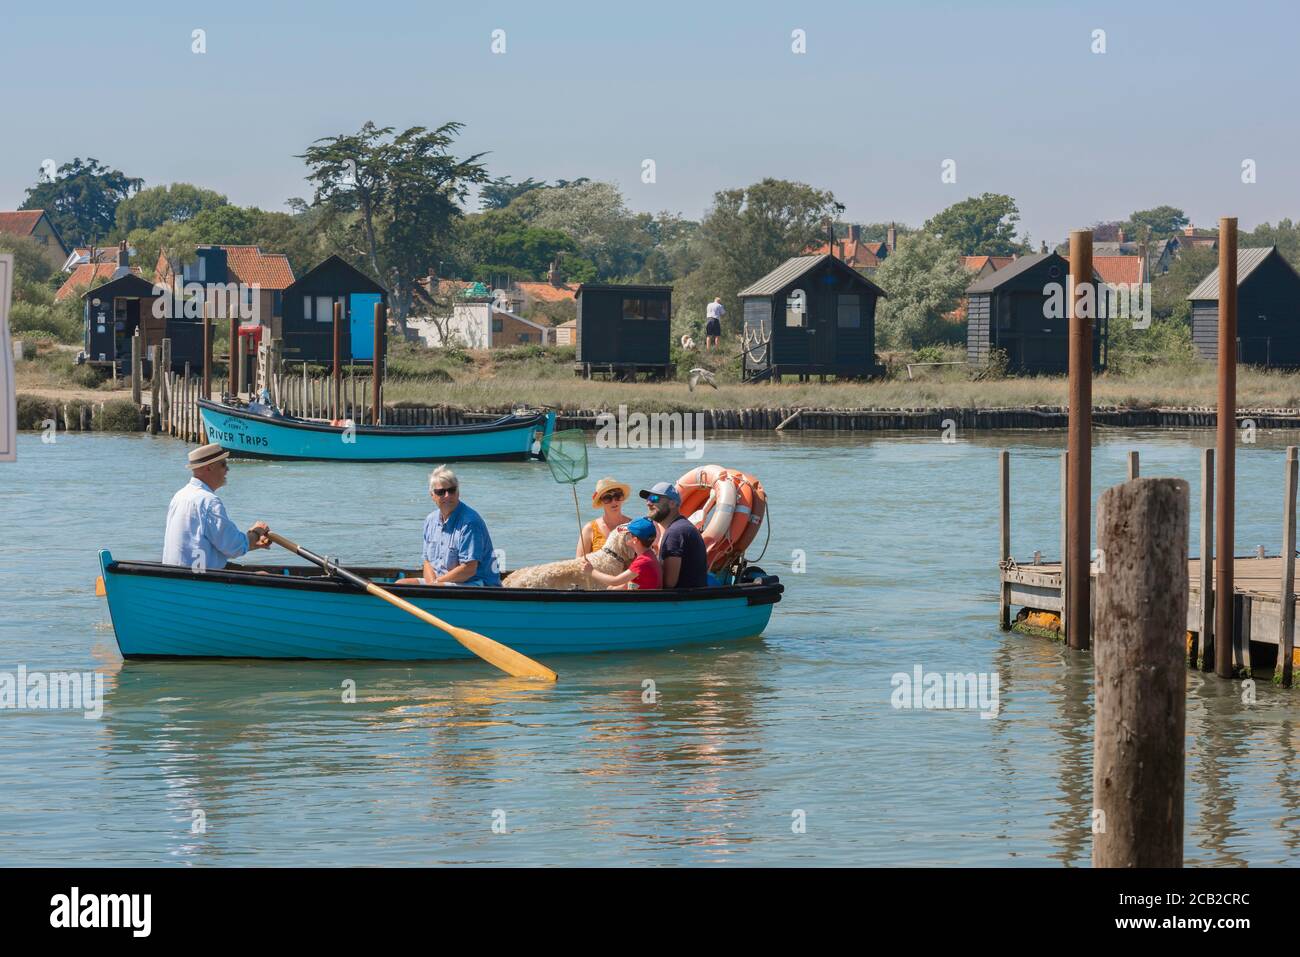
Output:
[502, 526, 638, 590]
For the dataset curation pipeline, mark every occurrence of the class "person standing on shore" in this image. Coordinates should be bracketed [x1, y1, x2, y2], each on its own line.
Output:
[705, 297, 724, 351]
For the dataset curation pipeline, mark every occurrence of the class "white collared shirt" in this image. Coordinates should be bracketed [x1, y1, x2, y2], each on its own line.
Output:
[162, 477, 249, 571]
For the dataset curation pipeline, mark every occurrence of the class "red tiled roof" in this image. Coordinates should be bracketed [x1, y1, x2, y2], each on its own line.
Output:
[55, 263, 142, 301]
[1092, 255, 1144, 285]
[803, 240, 883, 269]
[0, 210, 45, 237]
[513, 280, 578, 302]
[221, 245, 294, 290]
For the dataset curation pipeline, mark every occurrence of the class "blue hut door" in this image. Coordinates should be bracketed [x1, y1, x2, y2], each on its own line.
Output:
[349, 293, 381, 360]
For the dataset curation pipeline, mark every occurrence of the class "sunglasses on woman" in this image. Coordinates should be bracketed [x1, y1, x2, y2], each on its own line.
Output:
[600, 491, 625, 503]
[432, 486, 458, 497]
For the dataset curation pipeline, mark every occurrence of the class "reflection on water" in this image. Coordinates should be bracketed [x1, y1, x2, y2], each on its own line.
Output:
[2, 429, 1300, 864]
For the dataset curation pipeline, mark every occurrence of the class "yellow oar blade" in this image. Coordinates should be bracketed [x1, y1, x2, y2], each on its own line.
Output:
[365, 583, 558, 682]
[94, 576, 106, 597]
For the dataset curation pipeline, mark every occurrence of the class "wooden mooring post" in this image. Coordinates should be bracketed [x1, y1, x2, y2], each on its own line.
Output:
[130, 331, 141, 405]
[1198, 448, 1214, 671]
[1277, 446, 1298, 687]
[332, 301, 342, 421]
[999, 450, 1011, 630]
[1126, 450, 1139, 480]
[373, 302, 385, 425]
[1092, 477, 1188, 868]
[1215, 216, 1238, 678]
[1066, 229, 1094, 650]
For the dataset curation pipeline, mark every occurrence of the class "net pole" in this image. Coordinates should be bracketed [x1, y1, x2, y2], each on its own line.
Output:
[571, 484, 583, 541]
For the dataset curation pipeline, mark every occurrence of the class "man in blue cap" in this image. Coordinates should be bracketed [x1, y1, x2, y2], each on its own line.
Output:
[639, 481, 709, 589]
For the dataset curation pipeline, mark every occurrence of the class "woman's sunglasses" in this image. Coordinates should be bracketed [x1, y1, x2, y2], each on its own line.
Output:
[600, 490, 625, 503]
[432, 486, 458, 497]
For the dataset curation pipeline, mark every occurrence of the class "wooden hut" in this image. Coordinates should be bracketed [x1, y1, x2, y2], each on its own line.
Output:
[574, 283, 671, 379]
[737, 254, 885, 382]
[1187, 246, 1300, 367]
[81, 258, 202, 375]
[965, 252, 1106, 374]
[279, 255, 388, 364]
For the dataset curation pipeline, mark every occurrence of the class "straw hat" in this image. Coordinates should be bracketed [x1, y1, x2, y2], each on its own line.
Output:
[591, 476, 631, 509]
[187, 443, 230, 470]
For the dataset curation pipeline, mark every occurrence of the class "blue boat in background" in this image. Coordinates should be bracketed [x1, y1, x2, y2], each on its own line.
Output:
[98, 551, 783, 661]
[198, 398, 555, 462]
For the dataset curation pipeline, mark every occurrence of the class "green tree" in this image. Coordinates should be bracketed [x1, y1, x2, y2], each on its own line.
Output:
[511, 180, 653, 279]
[678, 178, 838, 336]
[20, 157, 142, 246]
[479, 176, 547, 209]
[114, 183, 228, 235]
[300, 121, 488, 328]
[872, 231, 971, 349]
[1241, 219, 1300, 269]
[1123, 206, 1189, 240]
[923, 193, 1027, 256]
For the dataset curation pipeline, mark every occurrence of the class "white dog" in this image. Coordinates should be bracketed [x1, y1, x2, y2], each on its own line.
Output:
[502, 525, 639, 590]
[680, 334, 696, 351]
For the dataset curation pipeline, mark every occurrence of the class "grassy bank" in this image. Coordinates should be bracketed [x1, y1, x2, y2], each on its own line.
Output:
[18, 341, 1300, 430]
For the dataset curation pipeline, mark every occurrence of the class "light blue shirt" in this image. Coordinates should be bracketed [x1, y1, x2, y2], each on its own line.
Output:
[421, 502, 500, 586]
[162, 477, 249, 571]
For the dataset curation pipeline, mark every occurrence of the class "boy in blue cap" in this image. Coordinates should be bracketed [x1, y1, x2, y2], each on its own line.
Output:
[640, 481, 709, 588]
[582, 517, 661, 589]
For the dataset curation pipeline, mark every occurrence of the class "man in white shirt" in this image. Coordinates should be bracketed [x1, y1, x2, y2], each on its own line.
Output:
[705, 297, 725, 351]
[163, 443, 271, 571]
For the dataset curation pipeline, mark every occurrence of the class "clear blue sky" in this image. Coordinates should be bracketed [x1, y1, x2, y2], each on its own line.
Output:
[2, 0, 1295, 243]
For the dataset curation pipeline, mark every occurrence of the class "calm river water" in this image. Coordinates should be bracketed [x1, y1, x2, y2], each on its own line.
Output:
[2, 427, 1300, 866]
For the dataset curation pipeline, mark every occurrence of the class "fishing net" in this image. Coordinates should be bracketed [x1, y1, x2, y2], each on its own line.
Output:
[543, 429, 589, 484]
[542, 429, 589, 538]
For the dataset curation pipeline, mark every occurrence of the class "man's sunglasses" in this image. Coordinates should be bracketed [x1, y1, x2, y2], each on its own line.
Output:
[645, 494, 668, 504]
[600, 490, 625, 503]
[432, 486, 459, 497]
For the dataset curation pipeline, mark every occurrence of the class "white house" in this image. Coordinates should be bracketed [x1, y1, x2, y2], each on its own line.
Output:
[409, 300, 552, 349]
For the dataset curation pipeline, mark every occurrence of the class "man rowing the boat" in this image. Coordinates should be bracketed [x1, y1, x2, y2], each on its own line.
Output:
[396, 465, 501, 586]
[162, 443, 271, 572]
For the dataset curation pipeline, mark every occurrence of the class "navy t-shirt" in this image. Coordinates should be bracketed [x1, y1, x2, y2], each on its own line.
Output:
[659, 516, 709, 588]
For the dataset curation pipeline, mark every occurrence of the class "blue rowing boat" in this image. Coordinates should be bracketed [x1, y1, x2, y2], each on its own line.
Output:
[198, 399, 555, 462]
[97, 550, 784, 661]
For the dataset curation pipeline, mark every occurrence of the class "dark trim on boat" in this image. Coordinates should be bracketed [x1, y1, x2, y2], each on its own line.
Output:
[210, 449, 535, 463]
[198, 399, 549, 437]
[105, 559, 784, 606]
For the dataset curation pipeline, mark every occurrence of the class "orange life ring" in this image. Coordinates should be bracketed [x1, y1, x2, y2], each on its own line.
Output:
[674, 465, 768, 571]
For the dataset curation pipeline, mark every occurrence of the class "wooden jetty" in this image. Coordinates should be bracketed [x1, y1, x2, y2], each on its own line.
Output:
[998, 445, 1300, 683]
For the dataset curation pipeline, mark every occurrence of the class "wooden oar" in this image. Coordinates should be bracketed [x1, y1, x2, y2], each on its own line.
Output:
[268, 532, 558, 682]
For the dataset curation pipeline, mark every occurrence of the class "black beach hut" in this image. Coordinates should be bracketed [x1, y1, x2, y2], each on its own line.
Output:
[1186, 246, 1300, 366]
[280, 255, 388, 364]
[574, 283, 672, 379]
[82, 268, 203, 375]
[965, 252, 1106, 374]
[737, 254, 884, 382]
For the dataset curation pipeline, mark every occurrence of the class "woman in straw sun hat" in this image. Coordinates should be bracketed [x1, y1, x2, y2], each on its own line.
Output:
[575, 476, 632, 558]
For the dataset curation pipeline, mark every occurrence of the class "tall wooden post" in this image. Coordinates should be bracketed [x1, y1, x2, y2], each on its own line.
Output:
[130, 331, 142, 405]
[1215, 217, 1238, 678]
[228, 316, 239, 398]
[1278, 446, 1298, 687]
[202, 314, 212, 401]
[235, 334, 246, 398]
[332, 301, 343, 421]
[1127, 450, 1139, 481]
[1199, 448, 1215, 670]
[1092, 478, 1188, 868]
[373, 301, 384, 425]
[999, 450, 1011, 629]
[1060, 450, 1068, 639]
[1067, 230, 1094, 649]
[160, 338, 172, 425]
